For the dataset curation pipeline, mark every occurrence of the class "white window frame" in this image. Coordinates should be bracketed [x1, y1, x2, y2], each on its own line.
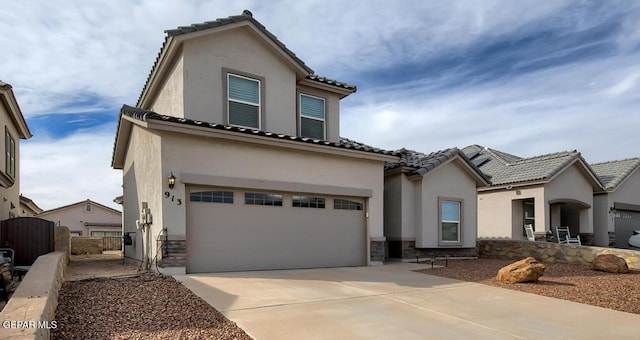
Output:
[299, 93, 326, 140]
[5, 127, 15, 179]
[438, 198, 463, 246]
[227, 73, 261, 129]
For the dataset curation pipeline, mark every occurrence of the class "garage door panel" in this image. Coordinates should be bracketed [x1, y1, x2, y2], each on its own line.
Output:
[186, 189, 366, 273]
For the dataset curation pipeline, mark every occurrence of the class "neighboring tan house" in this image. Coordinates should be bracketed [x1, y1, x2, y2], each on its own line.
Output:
[111, 11, 397, 274]
[19, 194, 43, 216]
[38, 199, 122, 237]
[591, 158, 640, 248]
[463, 145, 604, 245]
[384, 148, 490, 259]
[0, 81, 32, 220]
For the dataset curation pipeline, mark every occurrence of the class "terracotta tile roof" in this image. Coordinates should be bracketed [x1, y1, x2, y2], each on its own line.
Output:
[137, 10, 355, 106]
[385, 147, 491, 183]
[590, 158, 640, 190]
[120, 105, 396, 157]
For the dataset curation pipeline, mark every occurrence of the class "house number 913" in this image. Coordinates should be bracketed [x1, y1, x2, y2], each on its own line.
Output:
[164, 191, 182, 205]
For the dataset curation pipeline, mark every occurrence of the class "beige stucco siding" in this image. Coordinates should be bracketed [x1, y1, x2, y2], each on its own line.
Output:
[610, 169, 640, 206]
[416, 161, 478, 248]
[0, 103, 21, 219]
[38, 203, 121, 236]
[383, 172, 418, 240]
[150, 54, 184, 117]
[545, 164, 594, 233]
[122, 125, 164, 261]
[182, 27, 297, 136]
[592, 194, 610, 246]
[159, 131, 385, 241]
[478, 186, 545, 239]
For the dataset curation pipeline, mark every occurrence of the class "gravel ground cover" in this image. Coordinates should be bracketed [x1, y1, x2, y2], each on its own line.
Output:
[417, 258, 640, 315]
[52, 273, 251, 340]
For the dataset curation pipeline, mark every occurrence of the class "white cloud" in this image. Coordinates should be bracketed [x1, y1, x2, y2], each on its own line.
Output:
[20, 127, 122, 211]
[342, 53, 640, 163]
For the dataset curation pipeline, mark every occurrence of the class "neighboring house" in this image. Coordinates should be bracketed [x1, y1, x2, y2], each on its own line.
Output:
[384, 148, 490, 259]
[38, 199, 122, 237]
[19, 194, 43, 216]
[463, 145, 604, 245]
[111, 11, 397, 274]
[591, 158, 640, 248]
[0, 81, 32, 220]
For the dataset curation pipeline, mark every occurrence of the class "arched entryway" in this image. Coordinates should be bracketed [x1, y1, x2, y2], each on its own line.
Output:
[549, 199, 593, 244]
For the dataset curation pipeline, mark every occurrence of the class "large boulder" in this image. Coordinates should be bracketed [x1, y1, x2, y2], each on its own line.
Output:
[496, 257, 545, 284]
[592, 254, 629, 273]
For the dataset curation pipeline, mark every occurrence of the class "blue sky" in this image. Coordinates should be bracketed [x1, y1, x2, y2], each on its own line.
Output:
[1, 1, 640, 210]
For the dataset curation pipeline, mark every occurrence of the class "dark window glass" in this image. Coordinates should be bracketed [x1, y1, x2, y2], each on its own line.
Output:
[292, 196, 325, 209]
[190, 191, 234, 204]
[334, 199, 363, 211]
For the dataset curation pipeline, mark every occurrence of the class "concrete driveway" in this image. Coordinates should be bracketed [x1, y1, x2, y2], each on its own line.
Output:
[175, 263, 640, 339]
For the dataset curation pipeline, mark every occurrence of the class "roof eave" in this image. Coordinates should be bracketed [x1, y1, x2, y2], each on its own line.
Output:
[0, 85, 32, 139]
[111, 114, 139, 169]
[298, 78, 356, 99]
[145, 117, 398, 162]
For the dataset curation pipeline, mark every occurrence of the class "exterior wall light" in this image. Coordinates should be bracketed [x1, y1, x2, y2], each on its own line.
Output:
[168, 172, 176, 189]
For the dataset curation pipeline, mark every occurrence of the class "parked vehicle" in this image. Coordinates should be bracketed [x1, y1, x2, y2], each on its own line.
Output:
[629, 230, 640, 249]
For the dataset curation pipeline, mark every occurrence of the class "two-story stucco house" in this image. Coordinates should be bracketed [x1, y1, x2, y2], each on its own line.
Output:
[112, 11, 397, 274]
[0, 81, 32, 220]
[384, 148, 490, 260]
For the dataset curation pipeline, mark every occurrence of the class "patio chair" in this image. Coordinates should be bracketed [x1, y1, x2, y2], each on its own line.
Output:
[555, 226, 581, 245]
[0, 248, 15, 279]
[524, 224, 535, 241]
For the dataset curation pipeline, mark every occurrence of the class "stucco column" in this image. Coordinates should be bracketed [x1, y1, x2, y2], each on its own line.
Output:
[536, 196, 547, 234]
[579, 207, 593, 233]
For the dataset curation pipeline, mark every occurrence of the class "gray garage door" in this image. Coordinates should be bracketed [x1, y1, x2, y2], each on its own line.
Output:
[615, 209, 640, 249]
[186, 187, 367, 273]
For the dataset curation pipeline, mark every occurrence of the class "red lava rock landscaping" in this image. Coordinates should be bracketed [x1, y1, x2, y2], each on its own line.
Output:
[52, 273, 251, 340]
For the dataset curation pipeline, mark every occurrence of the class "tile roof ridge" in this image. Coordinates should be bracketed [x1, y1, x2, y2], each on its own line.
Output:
[512, 149, 578, 164]
[590, 157, 640, 166]
[483, 147, 512, 165]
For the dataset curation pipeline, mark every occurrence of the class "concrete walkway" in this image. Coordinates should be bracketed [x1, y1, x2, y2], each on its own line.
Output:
[175, 263, 640, 339]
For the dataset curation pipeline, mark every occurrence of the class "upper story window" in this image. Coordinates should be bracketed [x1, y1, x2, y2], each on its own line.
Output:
[228, 74, 261, 129]
[5, 127, 15, 179]
[84, 204, 93, 213]
[300, 94, 325, 140]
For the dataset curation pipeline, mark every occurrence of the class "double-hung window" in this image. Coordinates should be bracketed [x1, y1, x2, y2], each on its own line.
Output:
[300, 94, 325, 140]
[228, 74, 260, 129]
[440, 199, 462, 244]
[5, 127, 15, 179]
